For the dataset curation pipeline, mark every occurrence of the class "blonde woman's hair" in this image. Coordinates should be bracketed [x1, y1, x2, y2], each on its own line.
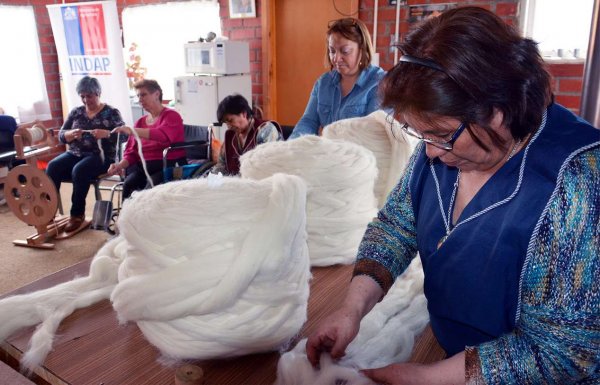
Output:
[324, 18, 374, 71]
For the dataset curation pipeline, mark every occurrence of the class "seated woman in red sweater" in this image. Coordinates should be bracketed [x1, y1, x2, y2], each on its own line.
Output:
[210, 94, 282, 176]
[107, 79, 185, 198]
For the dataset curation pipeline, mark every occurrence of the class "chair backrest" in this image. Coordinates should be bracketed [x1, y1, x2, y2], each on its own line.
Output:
[281, 125, 294, 140]
[183, 124, 212, 162]
[115, 132, 127, 163]
[0, 115, 17, 151]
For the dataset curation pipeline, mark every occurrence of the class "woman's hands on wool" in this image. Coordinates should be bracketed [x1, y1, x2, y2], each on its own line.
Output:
[67, 129, 110, 141]
[67, 129, 84, 142]
[112, 125, 133, 136]
[305, 305, 362, 367]
[306, 274, 384, 367]
[91, 129, 110, 139]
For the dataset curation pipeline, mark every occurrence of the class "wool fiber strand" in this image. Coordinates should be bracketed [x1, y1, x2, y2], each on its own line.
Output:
[275, 256, 428, 385]
[240, 136, 379, 266]
[0, 174, 311, 369]
[323, 110, 418, 208]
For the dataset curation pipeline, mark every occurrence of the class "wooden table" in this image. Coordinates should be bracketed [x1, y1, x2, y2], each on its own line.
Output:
[0, 259, 445, 385]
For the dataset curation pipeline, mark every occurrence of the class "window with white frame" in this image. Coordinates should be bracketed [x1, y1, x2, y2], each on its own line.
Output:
[521, 0, 594, 60]
[122, 0, 221, 101]
[0, 5, 51, 123]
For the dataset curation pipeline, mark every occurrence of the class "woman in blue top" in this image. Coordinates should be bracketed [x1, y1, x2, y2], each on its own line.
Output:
[289, 18, 385, 139]
[307, 7, 599, 384]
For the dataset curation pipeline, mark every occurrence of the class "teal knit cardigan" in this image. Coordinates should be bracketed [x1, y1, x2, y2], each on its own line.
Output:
[354, 145, 600, 383]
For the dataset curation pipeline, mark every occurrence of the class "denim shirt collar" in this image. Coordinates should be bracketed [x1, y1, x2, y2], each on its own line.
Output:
[330, 64, 376, 90]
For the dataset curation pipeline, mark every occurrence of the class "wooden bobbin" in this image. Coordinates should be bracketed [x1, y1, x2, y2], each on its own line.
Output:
[14, 124, 47, 147]
[174, 364, 204, 385]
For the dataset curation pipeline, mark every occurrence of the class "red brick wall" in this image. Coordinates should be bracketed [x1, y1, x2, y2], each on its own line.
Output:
[548, 62, 585, 115]
[32, 1, 62, 129]
[219, 0, 264, 109]
[358, 0, 583, 114]
[15, 0, 587, 128]
[359, 0, 520, 71]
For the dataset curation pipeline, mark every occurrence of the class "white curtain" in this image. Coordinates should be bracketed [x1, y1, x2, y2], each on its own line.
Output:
[122, 0, 221, 101]
[524, 0, 594, 58]
[0, 5, 51, 123]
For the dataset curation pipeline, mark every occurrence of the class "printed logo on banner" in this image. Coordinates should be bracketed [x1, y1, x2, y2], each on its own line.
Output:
[62, 4, 112, 75]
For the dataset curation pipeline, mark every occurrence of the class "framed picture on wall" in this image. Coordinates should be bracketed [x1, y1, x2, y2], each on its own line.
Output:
[229, 0, 256, 19]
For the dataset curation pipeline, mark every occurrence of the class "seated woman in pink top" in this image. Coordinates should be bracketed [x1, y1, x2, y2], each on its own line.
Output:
[107, 79, 185, 199]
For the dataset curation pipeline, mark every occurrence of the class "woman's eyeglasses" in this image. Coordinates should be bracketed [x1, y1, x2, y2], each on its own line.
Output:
[386, 54, 470, 150]
[386, 113, 467, 150]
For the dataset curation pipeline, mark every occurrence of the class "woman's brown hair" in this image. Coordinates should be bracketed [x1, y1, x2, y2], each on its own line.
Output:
[380, 6, 553, 145]
[324, 18, 374, 71]
[134, 79, 163, 102]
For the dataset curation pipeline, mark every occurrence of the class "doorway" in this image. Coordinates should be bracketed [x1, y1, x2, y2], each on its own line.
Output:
[262, 0, 359, 126]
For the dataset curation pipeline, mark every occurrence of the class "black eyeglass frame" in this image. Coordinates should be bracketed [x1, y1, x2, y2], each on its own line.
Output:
[386, 113, 467, 150]
[389, 54, 468, 149]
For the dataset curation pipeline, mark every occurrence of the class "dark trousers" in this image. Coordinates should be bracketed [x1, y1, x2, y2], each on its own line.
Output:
[123, 158, 185, 199]
[46, 152, 109, 216]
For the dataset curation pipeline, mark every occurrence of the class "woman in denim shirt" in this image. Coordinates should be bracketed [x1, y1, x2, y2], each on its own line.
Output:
[289, 18, 385, 139]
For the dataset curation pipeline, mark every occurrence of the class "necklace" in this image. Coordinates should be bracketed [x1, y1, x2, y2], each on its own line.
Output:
[435, 138, 523, 249]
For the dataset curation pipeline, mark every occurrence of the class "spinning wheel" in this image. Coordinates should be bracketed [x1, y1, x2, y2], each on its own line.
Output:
[4, 122, 87, 248]
[4, 164, 59, 226]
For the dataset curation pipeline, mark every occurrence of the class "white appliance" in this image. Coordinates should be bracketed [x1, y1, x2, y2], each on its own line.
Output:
[184, 40, 250, 75]
[173, 74, 252, 141]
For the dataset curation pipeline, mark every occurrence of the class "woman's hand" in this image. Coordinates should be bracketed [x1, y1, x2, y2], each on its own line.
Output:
[107, 162, 125, 177]
[112, 125, 133, 136]
[67, 129, 84, 142]
[361, 352, 466, 385]
[306, 275, 384, 367]
[361, 363, 429, 385]
[305, 305, 362, 367]
[91, 129, 110, 139]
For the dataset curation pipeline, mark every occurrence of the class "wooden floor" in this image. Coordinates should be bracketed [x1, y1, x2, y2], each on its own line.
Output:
[0, 260, 445, 385]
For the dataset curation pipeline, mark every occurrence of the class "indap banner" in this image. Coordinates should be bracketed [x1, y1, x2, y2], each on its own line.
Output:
[47, 1, 133, 125]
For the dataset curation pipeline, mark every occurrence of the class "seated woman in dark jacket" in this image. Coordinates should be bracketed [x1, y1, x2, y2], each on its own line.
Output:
[46, 76, 124, 232]
[210, 94, 282, 176]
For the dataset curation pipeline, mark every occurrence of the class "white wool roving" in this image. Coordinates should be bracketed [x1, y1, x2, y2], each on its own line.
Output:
[275, 256, 429, 385]
[0, 173, 311, 370]
[322, 110, 418, 208]
[0, 237, 126, 370]
[240, 135, 378, 266]
[275, 343, 375, 385]
[112, 173, 311, 359]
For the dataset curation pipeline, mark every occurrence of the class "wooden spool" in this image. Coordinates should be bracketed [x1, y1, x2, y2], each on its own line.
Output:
[174, 364, 204, 385]
[14, 124, 48, 147]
